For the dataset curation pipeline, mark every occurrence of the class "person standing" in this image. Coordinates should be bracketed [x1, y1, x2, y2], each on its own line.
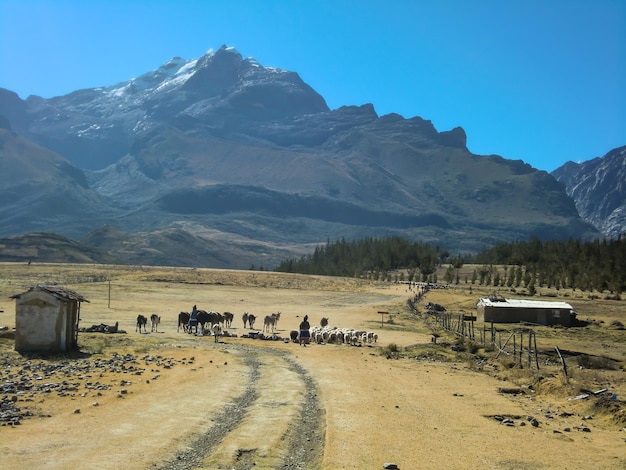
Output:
[188, 305, 199, 334]
[299, 315, 311, 346]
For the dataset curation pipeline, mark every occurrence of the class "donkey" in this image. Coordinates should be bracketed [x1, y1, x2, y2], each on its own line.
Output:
[223, 311, 234, 328]
[263, 312, 281, 333]
[136, 314, 147, 333]
[178, 311, 190, 332]
[211, 323, 223, 343]
[150, 314, 161, 332]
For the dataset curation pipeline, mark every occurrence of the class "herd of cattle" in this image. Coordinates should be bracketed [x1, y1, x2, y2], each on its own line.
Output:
[134, 311, 378, 347]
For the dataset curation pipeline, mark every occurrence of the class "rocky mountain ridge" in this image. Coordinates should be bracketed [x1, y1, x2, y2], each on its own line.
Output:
[552, 145, 626, 239]
[0, 46, 329, 170]
[0, 45, 607, 268]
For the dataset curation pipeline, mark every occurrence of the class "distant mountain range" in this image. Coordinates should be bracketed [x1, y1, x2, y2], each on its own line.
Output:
[552, 145, 626, 239]
[0, 45, 621, 268]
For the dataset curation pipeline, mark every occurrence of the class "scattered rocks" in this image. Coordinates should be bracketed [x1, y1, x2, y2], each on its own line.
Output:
[488, 414, 541, 428]
[0, 351, 183, 424]
[0, 396, 31, 425]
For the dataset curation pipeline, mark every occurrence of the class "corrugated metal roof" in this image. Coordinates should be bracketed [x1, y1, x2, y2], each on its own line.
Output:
[477, 298, 572, 309]
[10, 285, 89, 302]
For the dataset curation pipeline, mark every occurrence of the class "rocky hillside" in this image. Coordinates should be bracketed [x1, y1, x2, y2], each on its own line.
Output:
[0, 120, 114, 236]
[553, 145, 626, 238]
[0, 232, 119, 264]
[0, 46, 601, 268]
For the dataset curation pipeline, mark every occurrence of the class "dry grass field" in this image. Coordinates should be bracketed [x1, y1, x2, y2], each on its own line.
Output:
[0, 262, 625, 470]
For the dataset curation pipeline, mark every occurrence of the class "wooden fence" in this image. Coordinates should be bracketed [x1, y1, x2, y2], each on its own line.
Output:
[421, 308, 540, 370]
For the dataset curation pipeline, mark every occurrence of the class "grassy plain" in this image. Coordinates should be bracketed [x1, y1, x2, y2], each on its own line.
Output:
[0, 262, 625, 469]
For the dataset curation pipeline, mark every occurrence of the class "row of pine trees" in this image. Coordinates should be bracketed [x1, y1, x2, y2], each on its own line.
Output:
[274, 235, 626, 294]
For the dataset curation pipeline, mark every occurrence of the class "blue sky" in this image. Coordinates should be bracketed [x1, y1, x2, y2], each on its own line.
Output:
[1, 0, 624, 172]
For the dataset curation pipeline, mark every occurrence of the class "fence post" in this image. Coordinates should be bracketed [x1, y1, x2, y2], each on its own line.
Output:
[555, 346, 569, 383]
[534, 332, 540, 370]
[460, 314, 465, 341]
[527, 330, 532, 369]
[513, 334, 516, 361]
[519, 330, 524, 367]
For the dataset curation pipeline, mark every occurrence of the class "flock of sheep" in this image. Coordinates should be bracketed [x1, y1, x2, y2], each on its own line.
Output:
[290, 317, 379, 346]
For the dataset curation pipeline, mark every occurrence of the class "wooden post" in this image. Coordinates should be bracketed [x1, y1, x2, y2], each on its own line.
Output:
[108, 281, 111, 309]
[533, 332, 540, 370]
[519, 330, 524, 367]
[555, 346, 568, 383]
[528, 330, 532, 369]
[378, 311, 389, 328]
[513, 334, 516, 360]
[460, 314, 465, 341]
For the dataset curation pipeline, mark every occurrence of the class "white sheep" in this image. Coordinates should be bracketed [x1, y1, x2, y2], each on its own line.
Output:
[293, 322, 379, 347]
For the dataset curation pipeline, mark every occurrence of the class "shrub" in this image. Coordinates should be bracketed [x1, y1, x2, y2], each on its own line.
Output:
[576, 354, 616, 370]
[381, 343, 402, 359]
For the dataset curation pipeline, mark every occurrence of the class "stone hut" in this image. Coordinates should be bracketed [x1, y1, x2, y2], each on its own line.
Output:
[477, 297, 575, 326]
[11, 285, 89, 352]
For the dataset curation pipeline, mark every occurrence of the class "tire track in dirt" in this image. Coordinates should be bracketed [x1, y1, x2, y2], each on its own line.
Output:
[280, 355, 325, 470]
[158, 344, 324, 470]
